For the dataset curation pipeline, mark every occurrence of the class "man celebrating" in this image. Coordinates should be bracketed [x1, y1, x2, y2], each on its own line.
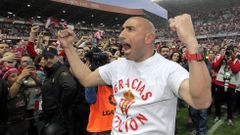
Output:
[58, 14, 212, 135]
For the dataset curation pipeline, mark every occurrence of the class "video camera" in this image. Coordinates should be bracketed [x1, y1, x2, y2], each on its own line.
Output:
[85, 50, 108, 63]
[84, 47, 109, 70]
[225, 46, 234, 57]
[223, 71, 231, 92]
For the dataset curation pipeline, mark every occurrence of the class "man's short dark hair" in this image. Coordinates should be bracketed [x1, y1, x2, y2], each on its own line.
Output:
[160, 45, 169, 52]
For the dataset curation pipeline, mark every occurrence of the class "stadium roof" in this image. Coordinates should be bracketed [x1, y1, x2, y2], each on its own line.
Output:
[88, 0, 168, 19]
[0, 0, 240, 27]
[155, 0, 240, 17]
[0, 0, 133, 27]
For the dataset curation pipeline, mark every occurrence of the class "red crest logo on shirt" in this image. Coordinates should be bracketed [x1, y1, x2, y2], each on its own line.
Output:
[120, 90, 135, 116]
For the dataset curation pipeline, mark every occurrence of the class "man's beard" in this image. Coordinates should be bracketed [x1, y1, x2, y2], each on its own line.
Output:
[44, 66, 54, 76]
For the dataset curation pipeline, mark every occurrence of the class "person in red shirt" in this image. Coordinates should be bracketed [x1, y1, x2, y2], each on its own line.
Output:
[212, 46, 240, 126]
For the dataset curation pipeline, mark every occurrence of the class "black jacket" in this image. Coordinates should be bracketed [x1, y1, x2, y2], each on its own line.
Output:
[0, 79, 8, 122]
[42, 62, 78, 117]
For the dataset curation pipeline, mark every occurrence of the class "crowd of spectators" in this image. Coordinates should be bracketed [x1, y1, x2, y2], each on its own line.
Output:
[0, 23, 31, 37]
[192, 6, 240, 35]
[1, 6, 239, 41]
[157, 6, 240, 38]
[0, 18, 119, 40]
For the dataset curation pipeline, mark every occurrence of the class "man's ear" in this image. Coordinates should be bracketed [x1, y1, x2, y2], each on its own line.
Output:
[145, 32, 156, 45]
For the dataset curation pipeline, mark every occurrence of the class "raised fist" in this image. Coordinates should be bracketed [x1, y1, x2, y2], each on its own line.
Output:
[58, 29, 76, 48]
[31, 25, 40, 33]
[169, 14, 197, 47]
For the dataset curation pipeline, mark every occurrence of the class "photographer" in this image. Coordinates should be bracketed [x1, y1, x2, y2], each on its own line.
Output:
[228, 51, 240, 114]
[4, 67, 29, 135]
[7, 55, 41, 135]
[212, 46, 240, 125]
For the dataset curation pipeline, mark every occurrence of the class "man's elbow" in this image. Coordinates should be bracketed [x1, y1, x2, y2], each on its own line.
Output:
[79, 79, 92, 87]
[194, 97, 212, 110]
[195, 88, 212, 109]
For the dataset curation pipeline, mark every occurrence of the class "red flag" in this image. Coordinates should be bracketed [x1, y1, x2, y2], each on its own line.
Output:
[94, 30, 104, 40]
[45, 17, 60, 29]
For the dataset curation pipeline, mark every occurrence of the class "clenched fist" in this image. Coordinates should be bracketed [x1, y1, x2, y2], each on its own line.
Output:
[169, 14, 198, 48]
[31, 25, 40, 33]
[58, 29, 76, 48]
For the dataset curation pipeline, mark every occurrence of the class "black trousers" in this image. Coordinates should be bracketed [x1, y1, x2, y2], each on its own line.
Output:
[41, 113, 68, 135]
[234, 91, 240, 113]
[6, 120, 30, 135]
[72, 103, 91, 135]
[213, 85, 236, 120]
[0, 121, 7, 135]
[26, 110, 38, 135]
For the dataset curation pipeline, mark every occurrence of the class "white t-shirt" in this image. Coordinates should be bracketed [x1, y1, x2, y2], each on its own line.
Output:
[99, 53, 189, 135]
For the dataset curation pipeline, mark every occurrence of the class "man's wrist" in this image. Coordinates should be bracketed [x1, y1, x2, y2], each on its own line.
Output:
[30, 32, 37, 37]
[185, 50, 204, 62]
[15, 82, 21, 85]
[187, 46, 199, 53]
[62, 44, 74, 50]
[16, 76, 24, 82]
[30, 32, 37, 35]
[185, 39, 199, 53]
[185, 44, 205, 62]
[15, 80, 22, 85]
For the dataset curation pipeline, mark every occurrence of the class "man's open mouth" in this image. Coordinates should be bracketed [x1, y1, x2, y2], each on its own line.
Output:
[120, 42, 131, 52]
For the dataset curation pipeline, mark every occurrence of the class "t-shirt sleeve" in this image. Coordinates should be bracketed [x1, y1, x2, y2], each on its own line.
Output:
[167, 64, 189, 97]
[99, 62, 115, 85]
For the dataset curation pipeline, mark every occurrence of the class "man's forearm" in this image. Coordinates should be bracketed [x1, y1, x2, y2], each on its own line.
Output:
[64, 46, 92, 86]
[9, 79, 22, 97]
[59, 29, 104, 87]
[188, 61, 212, 106]
[29, 33, 36, 42]
[169, 14, 212, 109]
[188, 44, 212, 108]
[36, 36, 43, 48]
